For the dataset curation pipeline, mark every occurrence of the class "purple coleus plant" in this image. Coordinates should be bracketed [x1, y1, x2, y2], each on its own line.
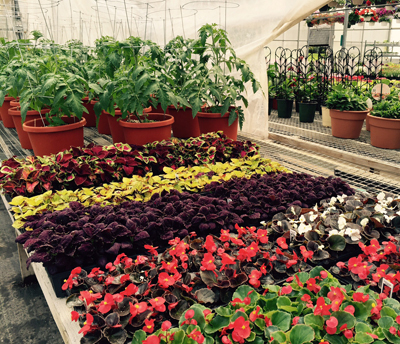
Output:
[16, 173, 353, 275]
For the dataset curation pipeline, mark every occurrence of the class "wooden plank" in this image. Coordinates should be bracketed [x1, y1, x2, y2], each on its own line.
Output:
[268, 133, 400, 175]
[30, 261, 82, 344]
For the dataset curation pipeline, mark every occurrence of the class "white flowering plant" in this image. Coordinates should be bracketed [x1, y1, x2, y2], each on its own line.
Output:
[263, 192, 400, 266]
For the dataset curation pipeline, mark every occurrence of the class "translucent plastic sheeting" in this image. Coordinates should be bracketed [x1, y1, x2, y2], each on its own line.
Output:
[4, 0, 330, 139]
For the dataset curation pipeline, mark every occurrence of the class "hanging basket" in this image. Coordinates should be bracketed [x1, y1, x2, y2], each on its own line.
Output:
[352, 0, 363, 5]
[328, 1, 339, 7]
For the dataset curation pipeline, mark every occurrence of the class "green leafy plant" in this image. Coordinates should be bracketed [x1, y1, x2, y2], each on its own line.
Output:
[157, 36, 206, 117]
[325, 85, 368, 111]
[371, 100, 400, 119]
[192, 23, 262, 129]
[136, 267, 399, 344]
[276, 79, 295, 100]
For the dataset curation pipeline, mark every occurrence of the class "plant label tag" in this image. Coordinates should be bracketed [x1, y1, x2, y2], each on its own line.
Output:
[175, 173, 179, 182]
[227, 198, 232, 204]
[371, 83, 390, 101]
[381, 278, 394, 298]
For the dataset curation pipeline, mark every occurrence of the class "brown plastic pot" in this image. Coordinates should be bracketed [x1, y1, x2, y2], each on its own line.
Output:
[119, 114, 174, 146]
[368, 114, 400, 149]
[9, 107, 51, 149]
[82, 97, 96, 127]
[365, 114, 370, 131]
[104, 110, 125, 144]
[90, 100, 111, 135]
[10, 100, 20, 107]
[23, 117, 86, 156]
[330, 109, 369, 139]
[150, 103, 166, 114]
[168, 106, 200, 138]
[197, 110, 238, 140]
[1, 97, 16, 127]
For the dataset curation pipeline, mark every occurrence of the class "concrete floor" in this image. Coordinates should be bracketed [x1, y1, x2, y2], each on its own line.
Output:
[0, 199, 63, 344]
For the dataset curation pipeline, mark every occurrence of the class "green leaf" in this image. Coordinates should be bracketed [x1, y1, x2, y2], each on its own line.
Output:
[323, 333, 347, 344]
[344, 301, 369, 321]
[41, 75, 58, 93]
[383, 329, 400, 344]
[378, 316, 394, 330]
[355, 332, 374, 344]
[384, 298, 400, 309]
[179, 304, 206, 330]
[381, 306, 398, 320]
[66, 92, 85, 119]
[331, 311, 356, 331]
[289, 325, 315, 344]
[170, 329, 186, 344]
[89, 82, 103, 94]
[304, 314, 324, 330]
[254, 318, 266, 330]
[327, 235, 346, 251]
[130, 329, 146, 344]
[232, 285, 259, 305]
[228, 109, 237, 126]
[204, 335, 214, 344]
[204, 315, 230, 334]
[270, 311, 291, 332]
[277, 296, 291, 308]
[355, 322, 372, 333]
[215, 306, 234, 317]
[135, 72, 150, 93]
[272, 331, 287, 343]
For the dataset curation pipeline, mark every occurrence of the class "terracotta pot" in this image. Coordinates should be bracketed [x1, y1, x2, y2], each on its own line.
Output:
[150, 103, 166, 114]
[10, 100, 20, 107]
[104, 110, 125, 144]
[368, 114, 400, 149]
[1, 97, 16, 127]
[23, 117, 86, 156]
[119, 113, 174, 146]
[321, 106, 331, 127]
[9, 107, 51, 149]
[366, 114, 370, 131]
[82, 97, 96, 127]
[330, 109, 369, 139]
[197, 110, 238, 140]
[90, 100, 111, 135]
[168, 106, 200, 138]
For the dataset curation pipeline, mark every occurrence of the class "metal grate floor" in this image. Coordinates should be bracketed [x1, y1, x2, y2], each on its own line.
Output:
[238, 133, 400, 195]
[269, 110, 400, 165]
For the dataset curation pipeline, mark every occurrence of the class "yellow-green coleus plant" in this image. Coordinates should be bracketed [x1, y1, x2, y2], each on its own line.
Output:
[10, 155, 289, 229]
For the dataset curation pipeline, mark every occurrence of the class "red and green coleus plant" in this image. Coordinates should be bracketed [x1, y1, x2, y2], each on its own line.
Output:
[331, 236, 400, 297]
[115, 267, 400, 344]
[0, 132, 259, 197]
[264, 192, 400, 265]
[64, 224, 313, 343]
[16, 172, 351, 275]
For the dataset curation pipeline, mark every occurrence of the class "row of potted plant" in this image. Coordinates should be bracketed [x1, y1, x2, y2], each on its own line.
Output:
[0, 24, 262, 156]
[65, 251, 400, 343]
[10, 155, 288, 229]
[0, 132, 258, 197]
[15, 172, 353, 276]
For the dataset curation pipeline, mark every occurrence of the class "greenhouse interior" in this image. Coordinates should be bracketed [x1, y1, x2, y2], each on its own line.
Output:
[1, 0, 400, 343]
